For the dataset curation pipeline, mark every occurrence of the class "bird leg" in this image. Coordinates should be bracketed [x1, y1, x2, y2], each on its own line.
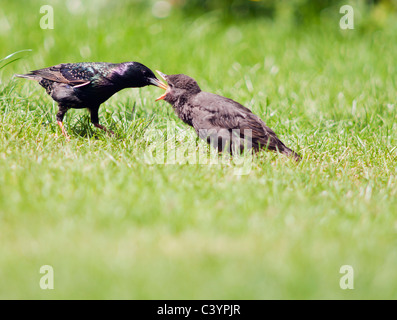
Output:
[90, 107, 114, 135]
[57, 121, 70, 140]
[56, 105, 70, 139]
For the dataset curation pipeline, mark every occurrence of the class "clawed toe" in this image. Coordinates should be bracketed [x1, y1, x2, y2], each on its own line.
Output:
[93, 123, 114, 136]
[57, 121, 71, 140]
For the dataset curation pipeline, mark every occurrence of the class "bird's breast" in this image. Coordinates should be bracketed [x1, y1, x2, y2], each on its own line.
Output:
[74, 83, 122, 104]
[173, 102, 194, 127]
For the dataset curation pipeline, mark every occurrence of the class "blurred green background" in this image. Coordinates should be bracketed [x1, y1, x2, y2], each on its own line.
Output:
[2, 0, 397, 74]
[1, 0, 397, 299]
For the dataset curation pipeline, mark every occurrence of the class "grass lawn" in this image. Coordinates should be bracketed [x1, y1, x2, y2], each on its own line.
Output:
[0, 1, 396, 299]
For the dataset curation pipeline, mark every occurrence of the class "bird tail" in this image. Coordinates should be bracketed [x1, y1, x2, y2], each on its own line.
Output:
[14, 73, 39, 80]
[281, 146, 301, 162]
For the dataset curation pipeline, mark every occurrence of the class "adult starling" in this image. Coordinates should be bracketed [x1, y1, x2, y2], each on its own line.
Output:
[155, 72, 301, 161]
[16, 62, 167, 138]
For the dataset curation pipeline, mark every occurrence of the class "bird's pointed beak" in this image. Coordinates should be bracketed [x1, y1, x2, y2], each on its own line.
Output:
[155, 70, 169, 101]
[156, 70, 167, 81]
[149, 77, 168, 90]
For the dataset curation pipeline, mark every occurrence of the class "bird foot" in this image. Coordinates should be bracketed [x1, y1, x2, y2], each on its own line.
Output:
[93, 123, 114, 136]
[57, 121, 71, 140]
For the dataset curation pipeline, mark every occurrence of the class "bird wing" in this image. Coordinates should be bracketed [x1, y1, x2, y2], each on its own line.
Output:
[29, 63, 96, 87]
[191, 92, 286, 151]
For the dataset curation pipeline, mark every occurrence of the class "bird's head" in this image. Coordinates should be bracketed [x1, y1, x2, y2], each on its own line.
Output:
[155, 72, 201, 103]
[117, 62, 167, 89]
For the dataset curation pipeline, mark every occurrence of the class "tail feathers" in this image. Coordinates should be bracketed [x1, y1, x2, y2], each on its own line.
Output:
[281, 146, 301, 162]
[15, 73, 40, 80]
[256, 136, 302, 161]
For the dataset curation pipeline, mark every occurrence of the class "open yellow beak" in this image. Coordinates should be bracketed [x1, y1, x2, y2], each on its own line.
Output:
[155, 70, 169, 101]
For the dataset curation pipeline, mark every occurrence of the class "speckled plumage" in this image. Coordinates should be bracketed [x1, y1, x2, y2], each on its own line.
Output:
[16, 61, 165, 137]
[157, 73, 301, 160]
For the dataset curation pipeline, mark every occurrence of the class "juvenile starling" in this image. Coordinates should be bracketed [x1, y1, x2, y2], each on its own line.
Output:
[16, 62, 167, 138]
[155, 72, 301, 161]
